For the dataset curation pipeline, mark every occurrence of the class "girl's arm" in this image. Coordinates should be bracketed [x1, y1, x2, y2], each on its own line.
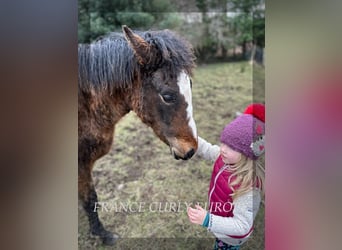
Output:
[196, 136, 220, 162]
[208, 190, 261, 236]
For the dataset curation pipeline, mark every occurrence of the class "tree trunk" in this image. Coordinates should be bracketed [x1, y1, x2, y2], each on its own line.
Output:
[249, 43, 256, 64]
[242, 41, 247, 59]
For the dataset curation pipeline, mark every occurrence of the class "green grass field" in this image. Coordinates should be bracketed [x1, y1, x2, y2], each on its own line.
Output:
[78, 62, 265, 249]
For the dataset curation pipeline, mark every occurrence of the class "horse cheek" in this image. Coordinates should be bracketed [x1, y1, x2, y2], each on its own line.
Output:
[158, 105, 173, 128]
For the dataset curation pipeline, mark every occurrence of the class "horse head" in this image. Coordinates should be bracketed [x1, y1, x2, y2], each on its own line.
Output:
[122, 26, 198, 160]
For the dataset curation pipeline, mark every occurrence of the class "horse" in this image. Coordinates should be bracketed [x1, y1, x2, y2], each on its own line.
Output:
[78, 25, 198, 245]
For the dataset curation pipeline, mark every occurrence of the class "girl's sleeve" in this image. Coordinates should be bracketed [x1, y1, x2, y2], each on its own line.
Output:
[207, 190, 261, 236]
[196, 136, 220, 162]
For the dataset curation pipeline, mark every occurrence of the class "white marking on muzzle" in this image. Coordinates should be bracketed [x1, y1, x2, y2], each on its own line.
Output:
[177, 71, 197, 139]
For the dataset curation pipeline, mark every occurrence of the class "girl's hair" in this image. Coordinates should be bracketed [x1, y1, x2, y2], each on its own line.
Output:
[228, 154, 265, 200]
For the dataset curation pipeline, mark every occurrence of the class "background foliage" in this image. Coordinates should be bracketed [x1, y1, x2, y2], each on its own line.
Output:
[78, 0, 265, 63]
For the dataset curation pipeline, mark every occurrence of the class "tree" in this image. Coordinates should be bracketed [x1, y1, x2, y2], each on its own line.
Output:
[78, 0, 265, 62]
[230, 0, 265, 54]
[192, 0, 264, 61]
[78, 0, 177, 43]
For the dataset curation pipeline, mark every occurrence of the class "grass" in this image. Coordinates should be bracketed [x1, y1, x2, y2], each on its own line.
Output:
[78, 62, 265, 249]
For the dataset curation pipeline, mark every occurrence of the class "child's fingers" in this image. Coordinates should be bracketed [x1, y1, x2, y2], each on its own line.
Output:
[188, 214, 199, 224]
[187, 208, 197, 217]
[187, 207, 195, 216]
[188, 206, 206, 225]
[188, 214, 195, 221]
[187, 207, 200, 223]
[195, 204, 204, 210]
[187, 211, 196, 222]
[188, 205, 202, 212]
[187, 206, 200, 214]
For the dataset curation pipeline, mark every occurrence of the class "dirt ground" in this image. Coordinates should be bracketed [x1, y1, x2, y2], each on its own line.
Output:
[78, 62, 265, 249]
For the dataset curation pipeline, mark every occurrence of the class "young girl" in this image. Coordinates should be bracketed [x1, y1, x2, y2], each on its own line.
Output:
[187, 103, 265, 250]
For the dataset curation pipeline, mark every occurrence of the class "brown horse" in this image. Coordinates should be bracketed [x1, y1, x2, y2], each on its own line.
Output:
[78, 26, 198, 245]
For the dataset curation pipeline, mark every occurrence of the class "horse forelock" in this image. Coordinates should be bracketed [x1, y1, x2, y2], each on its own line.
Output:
[78, 29, 196, 93]
[142, 30, 196, 76]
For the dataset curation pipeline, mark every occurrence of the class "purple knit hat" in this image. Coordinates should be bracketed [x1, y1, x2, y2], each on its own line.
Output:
[220, 104, 265, 160]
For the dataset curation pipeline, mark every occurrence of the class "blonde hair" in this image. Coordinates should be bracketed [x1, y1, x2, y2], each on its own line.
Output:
[228, 154, 265, 200]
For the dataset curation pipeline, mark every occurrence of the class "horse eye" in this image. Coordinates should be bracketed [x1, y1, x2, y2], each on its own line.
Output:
[160, 93, 176, 104]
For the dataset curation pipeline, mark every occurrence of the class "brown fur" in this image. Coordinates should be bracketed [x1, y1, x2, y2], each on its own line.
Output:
[78, 26, 197, 245]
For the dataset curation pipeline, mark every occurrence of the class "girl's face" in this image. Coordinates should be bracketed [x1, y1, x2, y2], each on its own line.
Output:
[220, 143, 242, 165]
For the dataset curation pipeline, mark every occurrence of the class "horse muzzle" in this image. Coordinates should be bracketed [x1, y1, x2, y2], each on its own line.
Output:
[170, 146, 196, 160]
[168, 137, 198, 160]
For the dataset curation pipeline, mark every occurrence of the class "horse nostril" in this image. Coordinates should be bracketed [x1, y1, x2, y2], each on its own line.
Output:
[184, 148, 195, 160]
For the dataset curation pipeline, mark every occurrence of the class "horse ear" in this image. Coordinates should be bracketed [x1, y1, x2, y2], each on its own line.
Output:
[122, 25, 151, 65]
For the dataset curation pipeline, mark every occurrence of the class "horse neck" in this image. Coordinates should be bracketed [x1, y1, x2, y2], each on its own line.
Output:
[126, 82, 143, 116]
[80, 87, 130, 127]
[107, 89, 133, 123]
[104, 82, 142, 123]
[84, 79, 143, 125]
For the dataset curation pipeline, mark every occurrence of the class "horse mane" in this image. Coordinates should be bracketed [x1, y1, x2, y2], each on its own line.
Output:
[78, 29, 196, 92]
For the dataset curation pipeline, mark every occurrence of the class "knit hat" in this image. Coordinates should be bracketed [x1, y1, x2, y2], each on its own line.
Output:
[220, 103, 265, 159]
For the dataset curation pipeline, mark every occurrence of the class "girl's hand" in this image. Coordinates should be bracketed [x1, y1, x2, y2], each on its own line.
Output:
[187, 204, 207, 225]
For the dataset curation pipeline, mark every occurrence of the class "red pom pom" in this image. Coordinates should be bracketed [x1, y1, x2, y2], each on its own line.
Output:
[244, 103, 265, 122]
